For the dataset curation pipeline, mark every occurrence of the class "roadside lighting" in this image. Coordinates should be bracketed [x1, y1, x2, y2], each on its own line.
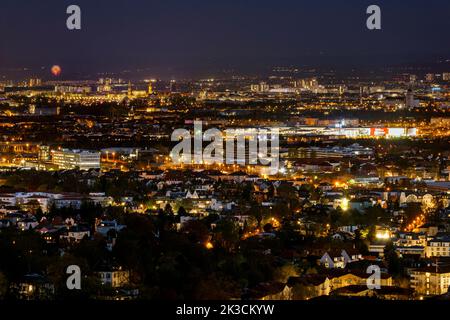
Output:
[341, 198, 349, 211]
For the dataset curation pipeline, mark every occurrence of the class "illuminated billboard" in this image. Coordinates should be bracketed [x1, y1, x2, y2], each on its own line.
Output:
[341, 127, 417, 138]
[387, 128, 405, 137]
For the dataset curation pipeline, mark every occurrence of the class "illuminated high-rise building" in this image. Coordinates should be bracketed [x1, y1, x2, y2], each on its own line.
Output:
[38, 145, 51, 162]
[127, 81, 133, 97]
[405, 89, 419, 108]
[425, 73, 435, 82]
[28, 78, 42, 87]
[169, 80, 176, 93]
[294, 78, 318, 90]
[148, 82, 154, 95]
[250, 82, 269, 92]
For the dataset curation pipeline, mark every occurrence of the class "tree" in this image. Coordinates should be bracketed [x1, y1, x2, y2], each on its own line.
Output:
[422, 198, 439, 223]
[240, 183, 253, 202]
[403, 203, 422, 228]
[273, 263, 299, 283]
[164, 203, 174, 215]
[275, 183, 300, 216]
[364, 205, 389, 225]
[46, 254, 100, 300]
[213, 220, 240, 252]
[193, 273, 240, 300]
[113, 215, 157, 284]
[263, 223, 274, 233]
[177, 206, 187, 216]
[247, 203, 268, 229]
[35, 207, 44, 221]
[384, 242, 402, 276]
[293, 283, 319, 300]
[0, 272, 8, 299]
[181, 221, 210, 244]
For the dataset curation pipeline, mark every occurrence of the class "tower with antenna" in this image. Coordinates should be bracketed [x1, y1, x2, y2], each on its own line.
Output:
[148, 81, 154, 95]
[127, 81, 133, 97]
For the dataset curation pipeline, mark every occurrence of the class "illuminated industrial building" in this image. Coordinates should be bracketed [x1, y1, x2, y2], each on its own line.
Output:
[51, 149, 101, 170]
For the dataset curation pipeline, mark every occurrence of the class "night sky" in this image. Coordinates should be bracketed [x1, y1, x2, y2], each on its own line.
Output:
[1, 0, 450, 78]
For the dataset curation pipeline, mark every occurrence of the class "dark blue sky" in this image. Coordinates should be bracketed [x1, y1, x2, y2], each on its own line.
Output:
[1, 0, 449, 78]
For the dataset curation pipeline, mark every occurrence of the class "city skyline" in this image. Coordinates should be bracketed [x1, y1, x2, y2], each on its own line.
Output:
[1, 0, 450, 79]
[1, 0, 450, 309]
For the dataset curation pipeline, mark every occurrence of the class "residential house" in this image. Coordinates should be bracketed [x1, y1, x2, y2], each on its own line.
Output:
[244, 282, 291, 300]
[326, 270, 393, 291]
[410, 266, 450, 296]
[287, 275, 330, 300]
[331, 285, 413, 300]
[9, 274, 55, 300]
[17, 217, 39, 231]
[61, 225, 91, 242]
[319, 249, 362, 269]
[425, 236, 450, 258]
[96, 267, 131, 288]
[96, 220, 126, 236]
